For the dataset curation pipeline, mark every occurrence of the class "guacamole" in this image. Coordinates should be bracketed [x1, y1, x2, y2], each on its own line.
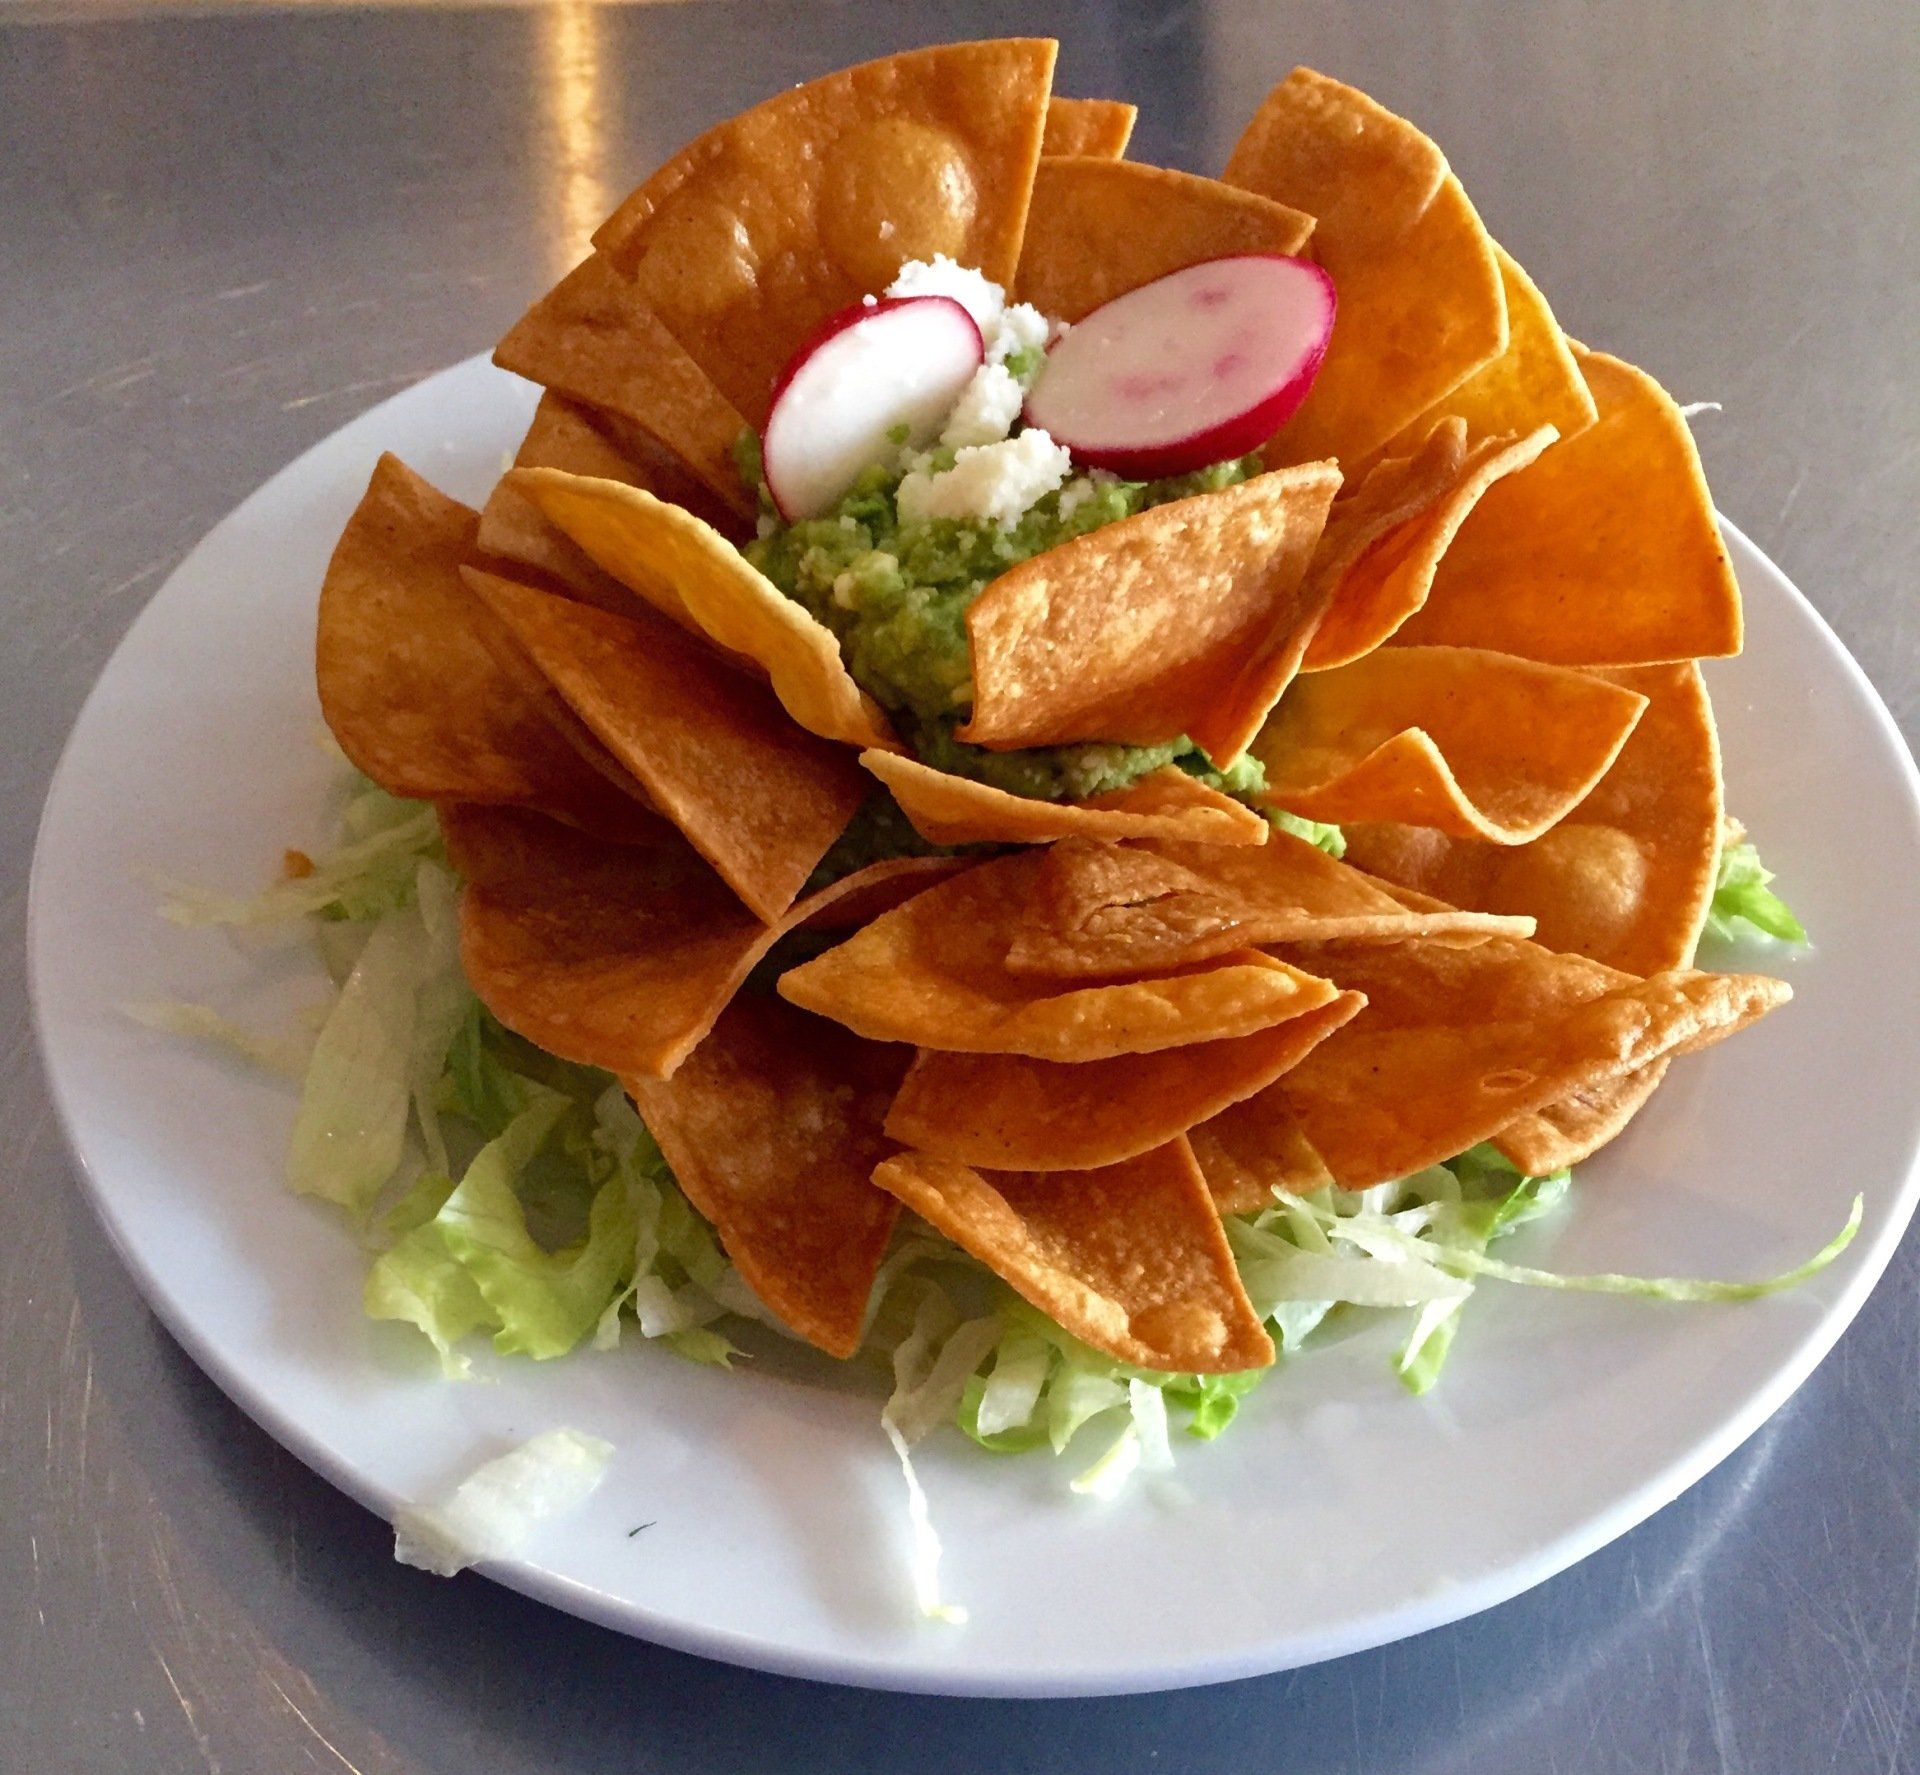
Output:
[739, 431, 1269, 802]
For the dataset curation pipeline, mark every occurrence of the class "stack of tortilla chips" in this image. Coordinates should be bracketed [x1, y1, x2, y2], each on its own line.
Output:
[316, 42, 1785, 1377]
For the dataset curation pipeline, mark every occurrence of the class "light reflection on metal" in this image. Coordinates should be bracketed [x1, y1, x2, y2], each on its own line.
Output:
[536, 0, 612, 279]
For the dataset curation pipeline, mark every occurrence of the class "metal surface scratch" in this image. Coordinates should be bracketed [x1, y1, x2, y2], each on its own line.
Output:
[154, 1650, 220, 1775]
[266, 1673, 372, 1775]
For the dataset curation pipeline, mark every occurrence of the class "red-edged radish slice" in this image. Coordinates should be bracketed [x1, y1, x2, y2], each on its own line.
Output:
[1023, 255, 1335, 480]
[761, 295, 984, 521]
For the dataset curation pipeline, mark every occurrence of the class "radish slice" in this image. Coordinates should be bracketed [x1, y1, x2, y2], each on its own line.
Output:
[1023, 255, 1335, 480]
[762, 295, 984, 521]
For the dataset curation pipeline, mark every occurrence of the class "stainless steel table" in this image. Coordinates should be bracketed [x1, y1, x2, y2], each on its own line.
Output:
[3, 4, 1915, 1769]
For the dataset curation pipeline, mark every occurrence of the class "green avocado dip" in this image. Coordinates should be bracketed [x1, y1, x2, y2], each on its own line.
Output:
[737, 431, 1271, 803]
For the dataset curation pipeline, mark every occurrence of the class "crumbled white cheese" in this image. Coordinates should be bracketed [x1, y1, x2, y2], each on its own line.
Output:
[992, 300, 1052, 369]
[896, 429, 1073, 529]
[887, 256, 1055, 369]
[889, 254, 1005, 337]
[939, 361, 1026, 449]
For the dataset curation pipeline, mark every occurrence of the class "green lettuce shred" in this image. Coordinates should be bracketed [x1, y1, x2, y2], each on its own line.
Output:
[1705, 836, 1806, 944]
[145, 772, 1851, 1526]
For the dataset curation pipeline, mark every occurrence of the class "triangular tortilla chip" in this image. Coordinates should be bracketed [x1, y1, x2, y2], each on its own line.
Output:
[464, 570, 867, 921]
[886, 992, 1364, 1172]
[624, 994, 904, 1358]
[1396, 349, 1742, 663]
[507, 468, 897, 750]
[862, 753, 1268, 848]
[1343, 663, 1722, 974]
[595, 40, 1058, 423]
[316, 455, 653, 841]
[779, 847, 1338, 1058]
[1493, 1059, 1669, 1175]
[1013, 158, 1313, 323]
[1223, 68, 1507, 467]
[476, 395, 654, 613]
[1255, 645, 1648, 843]
[873, 1140, 1273, 1371]
[1040, 95, 1137, 158]
[1193, 933, 1787, 1197]
[1302, 426, 1557, 669]
[1002, 831, 1534, 979]
[445, 805, 949, 1079]
[493, 255, 752, 518]
[958, 463, 1341, 765]
[1381, 245, 1596, 455]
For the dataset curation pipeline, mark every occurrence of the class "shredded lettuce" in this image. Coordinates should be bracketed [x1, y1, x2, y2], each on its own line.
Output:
[393, 1427, 613, 1576]
[1705, 837, 1807, 944]
[1266, 809, 1346, 857]
[145, 770, 1853, 1615]
[122, 1000, 313, 1081]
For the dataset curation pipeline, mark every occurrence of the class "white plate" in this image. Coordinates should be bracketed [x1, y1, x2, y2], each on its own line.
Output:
[29, 355, 1920, 1697]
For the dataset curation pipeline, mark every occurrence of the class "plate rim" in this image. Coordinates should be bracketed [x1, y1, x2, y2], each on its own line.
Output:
[27, 354, 1920, 1697]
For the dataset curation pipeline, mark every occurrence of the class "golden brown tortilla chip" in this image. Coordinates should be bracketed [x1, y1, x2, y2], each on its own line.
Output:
[624, 994, 905, 1358]
[886, 992, 1364, 1171]
[445, 804, 946, 1079]
[1396, 349, 1742, 663]
[464, 570, 867, 921]
[872, 1140, 1274, 1372]
[1193, 933, 1787, 1197]
[476, 395, 653, 613]
[959, 463, 1341, 765]
[1040, 95, 1137, 158]
[1002, 832, 1535, 979]
[316, 455, 654, 841]
[1013, 158, 1313, 323]
[508, 468, 897, 750]
[494, 255, 752, 518]
[1224, 68, 1506, 466]
[779, 846, 1338, 1058]
[861, 753, 1268, 848]
[1492, 1059, 1669, 1175]
[1382, 245, 1596, 453]
[1302, 426, 1557, 669]
[1343, 663, 1722, 974]
[1255, 645, 1648, 843]
[595, 40, 1058, 423]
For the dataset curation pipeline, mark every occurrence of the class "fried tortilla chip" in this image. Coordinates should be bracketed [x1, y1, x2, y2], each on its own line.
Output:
[1193, 933, 1787, 1198]
[1255, 645, 1648, 844]
[1224, 68, 1506, 467]
[887, 992, 1364, 1171]
[1492, 1059, 1669, 1175]
[1302, 426, 1557, 669]
[624, 994, 904, 1358]
[1002, 832, 1534, 979]
[1013, 158, 1313, 323]
[493, 255, 752, 518]
[959, 463, 1342, 765]
[316, 455, 653, 840]
[476, 395, 653, 613]
[861, 753, 1267, 848]
[872, 1140, 1273, 1372]
[507, 468, 897, 750]
[1396, 349, 1742, 663]
[478, 393, 746, 613]
[1382, 245, 1596, 454]
[779, 847, 1338, 1058]
[594, 40, 1058, 423]
[1343, 663, 1722, 974]
[1040, 95, 1137, 158]
[464, 570, 867, 921]
[445, 805, 947, 1079]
